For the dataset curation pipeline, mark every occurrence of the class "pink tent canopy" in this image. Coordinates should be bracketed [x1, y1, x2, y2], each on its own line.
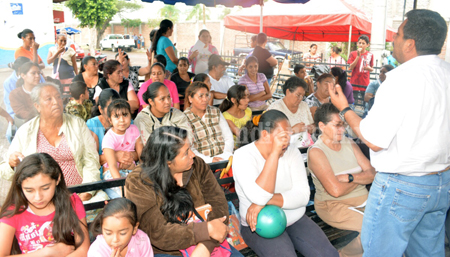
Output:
[224, 0, 396, 42]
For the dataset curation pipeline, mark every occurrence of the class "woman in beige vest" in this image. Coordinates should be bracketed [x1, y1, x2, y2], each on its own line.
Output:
[307, 103, 375, 257]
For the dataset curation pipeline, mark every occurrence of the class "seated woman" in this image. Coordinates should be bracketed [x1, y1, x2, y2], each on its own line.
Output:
[0, 153, 89, 256]
[1, 83, 104, 202]
[73, 56, 103, 103]
[15, 28, 45, 69]
[125, 126, 243, 256]
[267, 76, 314, 147]
[233, 110, 338, 257]
[184, 82, 234, 163]
[135, 82, 192, 145]
[331, 67, 354, 105]
[305, 73, 334, 118]
[170, 57, 195, 103]
[9, 62, 41, 126]
[184, 73, 213, 110]
[219, 85, 251, 149]
[238, 56, 272, 111]
[93, 60, 139, 114]
[307, 103, 375, 257]
[138, 63, 180, 111]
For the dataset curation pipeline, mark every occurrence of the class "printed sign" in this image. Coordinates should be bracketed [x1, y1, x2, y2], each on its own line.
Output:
[10, 3, 23, 15]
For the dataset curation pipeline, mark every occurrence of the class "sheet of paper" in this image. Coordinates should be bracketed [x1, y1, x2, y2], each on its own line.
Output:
[191, 40, 206, 53]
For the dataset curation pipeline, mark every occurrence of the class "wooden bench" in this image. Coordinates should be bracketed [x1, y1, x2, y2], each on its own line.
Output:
[68, 158, 358, 255]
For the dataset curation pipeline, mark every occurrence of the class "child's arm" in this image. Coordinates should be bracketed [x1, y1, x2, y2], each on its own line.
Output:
[104, 148, 121, 179]
[135, 136, 144, 162]
[66, 218, 90, 257]
[0, 222, 75, 257]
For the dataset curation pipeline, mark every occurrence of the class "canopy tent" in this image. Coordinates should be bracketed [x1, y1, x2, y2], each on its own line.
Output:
[56, 27, 81, 35]
[140, 0, 308, 8]
[223, 0, 396, 42]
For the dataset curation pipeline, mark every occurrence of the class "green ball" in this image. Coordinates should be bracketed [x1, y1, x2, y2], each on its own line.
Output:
[255, 205, 287, 238]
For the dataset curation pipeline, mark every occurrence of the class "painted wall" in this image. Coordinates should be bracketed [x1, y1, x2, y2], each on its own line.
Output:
[0, 0, 54, 68]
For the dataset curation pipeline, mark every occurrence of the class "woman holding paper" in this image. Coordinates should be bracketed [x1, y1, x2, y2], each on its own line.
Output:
[188, 30, 219, 74]
[307, 103, 375, 257]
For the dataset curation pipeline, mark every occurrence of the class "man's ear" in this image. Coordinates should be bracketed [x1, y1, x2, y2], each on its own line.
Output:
[404, 39, 416, 54]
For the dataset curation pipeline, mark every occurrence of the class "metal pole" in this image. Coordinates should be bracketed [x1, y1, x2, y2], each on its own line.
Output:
[402, 0, 407, 21]
[413, 0, 417, 9]
[260, 0, 263, 33]
[347, 25, 352, 59]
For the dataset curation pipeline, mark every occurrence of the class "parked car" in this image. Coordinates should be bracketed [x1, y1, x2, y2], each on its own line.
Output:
[100, 34, 135, 52]
[234, 40, 302, 63]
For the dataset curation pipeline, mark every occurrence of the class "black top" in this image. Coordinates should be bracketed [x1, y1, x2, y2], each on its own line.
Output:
[73, 72, 104, 103]
[252, 46, 273, 79]
[170, 71, 195, 97]
[98, 77, 130, 100]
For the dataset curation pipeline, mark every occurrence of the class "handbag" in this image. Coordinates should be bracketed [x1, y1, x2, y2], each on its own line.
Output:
[180, 208, 232, 257]
[52, 48, 63, 80]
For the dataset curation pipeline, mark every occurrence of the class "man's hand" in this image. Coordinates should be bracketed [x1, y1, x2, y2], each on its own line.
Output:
[246, 203, 264, 232]
[328, 83, 349, 112]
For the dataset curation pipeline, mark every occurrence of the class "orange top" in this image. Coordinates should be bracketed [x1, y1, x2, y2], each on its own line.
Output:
[14, 46, 43, 63]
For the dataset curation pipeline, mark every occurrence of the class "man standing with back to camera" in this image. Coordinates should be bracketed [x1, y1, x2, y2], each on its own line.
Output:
[329, 9, 450, 257]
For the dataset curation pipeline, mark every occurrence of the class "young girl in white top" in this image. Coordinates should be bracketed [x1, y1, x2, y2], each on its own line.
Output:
[233, 110, 338, 257]
[102, 99, 143, 199]
[88, 198, 153, 257]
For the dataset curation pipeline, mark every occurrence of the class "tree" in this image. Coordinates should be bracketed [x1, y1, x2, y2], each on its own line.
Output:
[218, 7, 231, 20]
[158, 5, 180, 22]
[186, 4, 210, 24]
[66, 0, 142, 51]
[121, 18, 142, 33]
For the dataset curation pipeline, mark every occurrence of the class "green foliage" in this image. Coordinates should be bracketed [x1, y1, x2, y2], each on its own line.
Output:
[121, 18, 141, 28]
[148, 18, 160, 29]
[218, 8, 231, 20]
[158, 5, 180, 22]
[186, 4, 210, 21]
[65, 0, 117, 29]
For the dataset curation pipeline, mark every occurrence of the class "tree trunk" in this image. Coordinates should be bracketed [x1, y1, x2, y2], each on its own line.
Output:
[89, 28, 97, 56]
[96, 18, 112, 49]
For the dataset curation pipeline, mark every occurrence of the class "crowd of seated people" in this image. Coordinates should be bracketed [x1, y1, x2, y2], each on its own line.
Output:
[2, 17, 427, 257]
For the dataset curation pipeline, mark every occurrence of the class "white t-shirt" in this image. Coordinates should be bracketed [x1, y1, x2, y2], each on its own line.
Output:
[209, 74, 234, 105]
[360, 55, 450, 176]
[233, 142, 310, 227]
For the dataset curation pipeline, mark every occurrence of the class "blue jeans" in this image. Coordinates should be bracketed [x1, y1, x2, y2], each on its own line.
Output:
[154, 244, 243, 257]
[361, 171, 450, 257]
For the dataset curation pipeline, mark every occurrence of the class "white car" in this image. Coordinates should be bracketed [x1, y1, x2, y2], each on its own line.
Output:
[100, 34, 134, 52]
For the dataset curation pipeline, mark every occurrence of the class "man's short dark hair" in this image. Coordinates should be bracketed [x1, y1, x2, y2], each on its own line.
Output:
[294, 64, 306, 74]
[358, 35, 370, 44]
[69, 81, 87, 100]
[283, 76, 307, 95]
[257, 33, 267, 45]
[404, 9, 447, 55]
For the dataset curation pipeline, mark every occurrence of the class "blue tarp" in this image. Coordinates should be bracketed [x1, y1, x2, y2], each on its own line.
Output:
[56, 27, 81, 35]
[140, 0, 308, 7]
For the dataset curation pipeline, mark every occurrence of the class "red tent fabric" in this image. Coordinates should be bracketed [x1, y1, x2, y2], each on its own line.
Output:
[224, 0, 396, 42]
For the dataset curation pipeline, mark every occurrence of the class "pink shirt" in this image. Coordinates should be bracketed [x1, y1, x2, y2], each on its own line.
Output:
[88, 229, 153, 257]
[238, 73, 267, 108]
[102, 124, 140, 168]
[137, 79, 179, 111]
[0, 193, 85, 254]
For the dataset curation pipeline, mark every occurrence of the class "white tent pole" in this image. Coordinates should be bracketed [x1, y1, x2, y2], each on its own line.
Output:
[260, 0, 263, 33]
[347, 25, 352, 58]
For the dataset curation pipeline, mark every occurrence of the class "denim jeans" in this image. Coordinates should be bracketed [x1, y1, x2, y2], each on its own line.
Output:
[361, 171, 450, 257]
[154, 243, 243, 257]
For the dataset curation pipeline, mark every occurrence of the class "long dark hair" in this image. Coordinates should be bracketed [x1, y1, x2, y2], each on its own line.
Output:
[90, 198, 138, 237]
[91, 88, 120, 117]
[0, 153, 85, 252]
[219, 84, 247, 113]
[330, 67, 347, 91]
[15, 62, 40, 88]
[140, 126, 193, 223]
[143, 82, 167, 106]
[239, 109, 288, 147]
[193, 73, 208, 83]
[79, 56, 96, 74]
[151, 19, 173, 54]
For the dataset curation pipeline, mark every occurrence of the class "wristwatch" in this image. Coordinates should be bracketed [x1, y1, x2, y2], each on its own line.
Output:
[339, 107, 352, 121]
[348, 174, 354, 183]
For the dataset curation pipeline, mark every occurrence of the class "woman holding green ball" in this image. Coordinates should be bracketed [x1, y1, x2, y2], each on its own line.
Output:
[233, 110, 338, 257]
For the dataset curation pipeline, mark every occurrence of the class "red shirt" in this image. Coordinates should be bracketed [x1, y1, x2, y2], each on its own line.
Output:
[347, 51, 373, 91]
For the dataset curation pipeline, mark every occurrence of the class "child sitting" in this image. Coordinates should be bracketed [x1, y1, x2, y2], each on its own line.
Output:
[88, 198, 153, 257]
[65, 81, 93, 121]
[102, 99, 143, 199]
